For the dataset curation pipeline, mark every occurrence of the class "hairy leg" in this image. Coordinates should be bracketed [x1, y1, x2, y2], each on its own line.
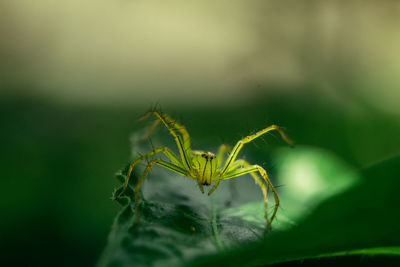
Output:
[216, 144, 231, 167]
[141, 110, 192, 169]
[117, 147, 184, 198]
[220, 125, 293, 176]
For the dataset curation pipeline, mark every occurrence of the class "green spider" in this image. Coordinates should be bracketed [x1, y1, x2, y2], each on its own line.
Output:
[117, 110, 293, 233]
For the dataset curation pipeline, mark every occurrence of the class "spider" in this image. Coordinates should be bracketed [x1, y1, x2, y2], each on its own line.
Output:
[117, 110, 293, 233]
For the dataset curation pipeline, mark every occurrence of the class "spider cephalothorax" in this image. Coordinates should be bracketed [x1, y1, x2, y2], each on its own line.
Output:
[117, 110, 293, 233]
[191, 151, 218, 186]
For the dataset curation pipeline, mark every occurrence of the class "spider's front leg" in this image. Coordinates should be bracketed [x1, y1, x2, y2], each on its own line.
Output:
[140, 110, 193, 170]
[221, 162, 279, 233]
[220, 124, 293, 176]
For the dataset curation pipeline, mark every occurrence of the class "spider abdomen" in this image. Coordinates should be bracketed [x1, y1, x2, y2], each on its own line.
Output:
[191, 151, 218, 185]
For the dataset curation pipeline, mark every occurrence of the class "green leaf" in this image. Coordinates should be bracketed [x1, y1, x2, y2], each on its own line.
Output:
[97, 147, 400, 267]
[188, 153, 400, 266]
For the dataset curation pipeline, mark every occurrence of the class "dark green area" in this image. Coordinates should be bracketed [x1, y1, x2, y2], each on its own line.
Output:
[97, 137, 400, 266]
[1, 90, 400, 266]
[187, 155, 400, 267]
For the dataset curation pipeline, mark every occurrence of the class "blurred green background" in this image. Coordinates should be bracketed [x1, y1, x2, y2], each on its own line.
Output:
[1, 1, 400, 266]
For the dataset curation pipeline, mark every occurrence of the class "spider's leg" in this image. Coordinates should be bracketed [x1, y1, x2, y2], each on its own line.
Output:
[208, 159, 262, 196]
[117, 147, 183, 198]
[216, 144, 231, 167]
[140, 110, 192, 170]
[139, 119, 160, 143]
[207, 180, 220, 196]
[220, 125, 293, 176]
[224, 158, 245, 170]
[141, 111, 191, 148]
[221, 163, 279, 233]
[161, 112, 191, 152]
[208, 158, 245, 196]
[207, 144, 232, 196]
[132, 159, 189, 225]
[226, 159, 268, 219]
[197, 180, 205, 194]
[141, 110, 191, 151]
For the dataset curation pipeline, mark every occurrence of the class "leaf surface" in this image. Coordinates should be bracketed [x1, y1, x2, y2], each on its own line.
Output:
[98, 147, 400, 267]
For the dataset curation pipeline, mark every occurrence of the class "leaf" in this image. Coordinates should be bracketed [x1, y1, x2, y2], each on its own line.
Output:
[188, 153, 400, 266]
[97, 147, 400, 267]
